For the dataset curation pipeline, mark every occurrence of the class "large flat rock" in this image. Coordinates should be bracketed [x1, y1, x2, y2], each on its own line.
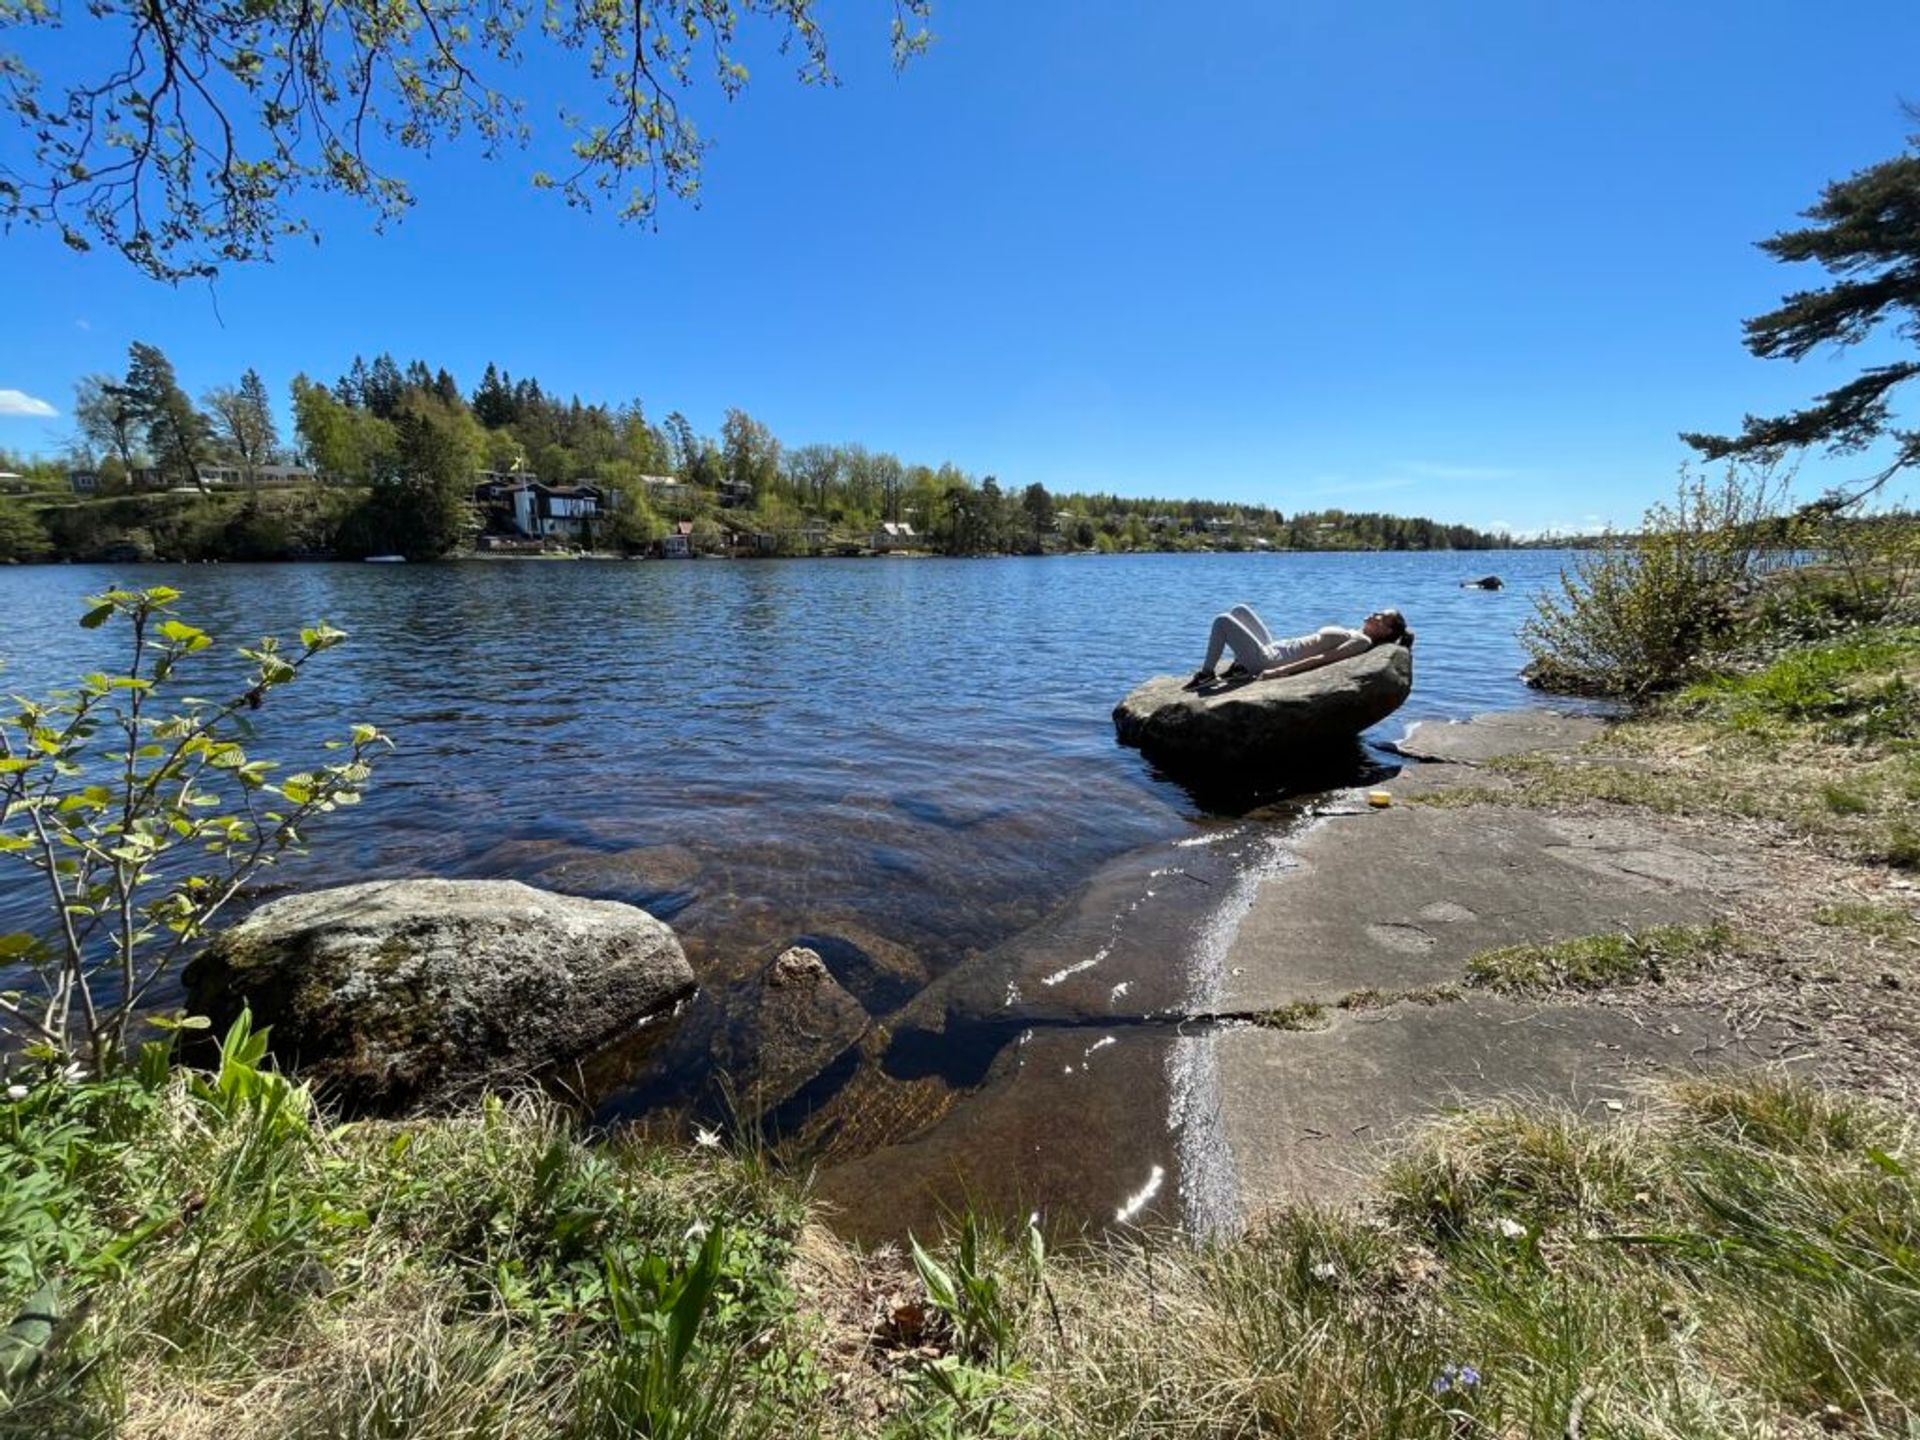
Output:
[1216, 804, 1763, 1013]
[1203, 706, 1788, 1221]
[1114, 645, 1413, 775]
[1389, 709, 1608, 764]
[1215, 997, 1788, 1212]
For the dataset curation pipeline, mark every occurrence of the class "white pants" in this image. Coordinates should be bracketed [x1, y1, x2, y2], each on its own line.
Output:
[1203, 604, 1279, 673]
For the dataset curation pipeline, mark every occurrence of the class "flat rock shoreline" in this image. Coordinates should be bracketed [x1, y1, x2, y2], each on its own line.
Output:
[1204, 708, 1796, 1218]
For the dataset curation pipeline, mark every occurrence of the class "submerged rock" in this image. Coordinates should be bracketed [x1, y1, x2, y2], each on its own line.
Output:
[714, 946, 870, 1117]
[183, 878, 694, 1112]
[1113, 645, 1413, 775]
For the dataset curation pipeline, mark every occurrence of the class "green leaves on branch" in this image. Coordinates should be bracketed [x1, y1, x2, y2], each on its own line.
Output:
[1521, 463, 1796, 697]
[1, 1, 934, 282]
[0, 587, 387, 1073]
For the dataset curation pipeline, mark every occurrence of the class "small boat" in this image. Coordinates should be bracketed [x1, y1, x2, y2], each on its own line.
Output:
[363, 554, 407, 564]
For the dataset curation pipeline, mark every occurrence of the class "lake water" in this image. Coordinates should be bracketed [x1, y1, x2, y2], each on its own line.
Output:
[0, 550, 1580, 1234]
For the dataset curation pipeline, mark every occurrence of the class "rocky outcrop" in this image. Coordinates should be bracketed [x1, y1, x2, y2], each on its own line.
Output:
[1113, 644, 1413, 775]
[183, 878, 695, 1112]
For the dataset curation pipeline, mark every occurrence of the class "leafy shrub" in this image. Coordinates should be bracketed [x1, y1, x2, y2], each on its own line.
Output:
[0, 588, 385, 1072]
[1523, 464, 1791, 696]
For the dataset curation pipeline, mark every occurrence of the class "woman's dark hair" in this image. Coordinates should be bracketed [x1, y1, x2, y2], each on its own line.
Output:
[1376, 607, 1413, 648]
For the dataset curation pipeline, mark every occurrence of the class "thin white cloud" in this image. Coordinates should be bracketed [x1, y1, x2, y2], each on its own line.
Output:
[1291, 475, 1420, 501]
[0, 389, 57, 418]
[1400, 461, 1526, 482]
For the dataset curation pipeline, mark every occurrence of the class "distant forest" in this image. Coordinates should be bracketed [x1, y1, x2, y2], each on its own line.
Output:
[0, 345, 1516, 561]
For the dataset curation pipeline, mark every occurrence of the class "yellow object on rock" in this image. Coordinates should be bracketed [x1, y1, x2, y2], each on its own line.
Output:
[1367, 790, 1393, 808]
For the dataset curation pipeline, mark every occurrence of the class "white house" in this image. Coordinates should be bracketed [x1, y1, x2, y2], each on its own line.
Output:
[871, 521, 917, 552]
[194, 463, 319, 489]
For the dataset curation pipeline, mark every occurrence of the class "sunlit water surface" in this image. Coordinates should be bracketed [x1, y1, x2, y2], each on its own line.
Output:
[0, 551, 1579, 1233]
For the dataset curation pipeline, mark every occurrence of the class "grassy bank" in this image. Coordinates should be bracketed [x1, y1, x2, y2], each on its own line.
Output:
[4, 1022, 1914, 1438]
[1424, 625, 1920, 868]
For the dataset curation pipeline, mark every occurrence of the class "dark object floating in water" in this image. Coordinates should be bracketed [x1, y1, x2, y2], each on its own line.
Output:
[1112, 646, 1413, 777]
[1462, 575, 1503, 589]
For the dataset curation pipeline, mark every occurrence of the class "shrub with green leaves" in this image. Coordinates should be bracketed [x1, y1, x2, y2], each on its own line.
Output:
[1523, 463, 1792, 696]
[0, 587, 386, 1073]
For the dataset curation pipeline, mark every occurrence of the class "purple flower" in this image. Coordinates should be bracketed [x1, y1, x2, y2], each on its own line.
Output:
[1432, 1363, 1481, 1396]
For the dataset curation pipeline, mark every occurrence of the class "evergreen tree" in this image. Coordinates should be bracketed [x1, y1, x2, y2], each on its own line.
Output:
[1684, 128, 1920, 503]
[472, 364, 511, 428]
[362, 354, 405, 420]
[1021, 482, 1054, 550]
[119, 342, 209, 486]
[335, 356, 369, 408]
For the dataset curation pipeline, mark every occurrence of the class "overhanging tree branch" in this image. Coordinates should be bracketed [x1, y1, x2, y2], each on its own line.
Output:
[0, 0, 932, 282]
[1685, 130, 1920, 508]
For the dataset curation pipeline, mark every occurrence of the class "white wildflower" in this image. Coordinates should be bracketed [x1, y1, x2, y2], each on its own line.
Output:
[1310, 1261, 1338, 1281]
[693, 1125, 722, 1150]
[4, 1084, 27, 1102]
[59, 1063, 85, 1084]
[1494, 1217, 1527, 1240]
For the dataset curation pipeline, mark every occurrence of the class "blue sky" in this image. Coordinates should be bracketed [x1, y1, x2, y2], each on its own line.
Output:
[4, 0, 1919, 533]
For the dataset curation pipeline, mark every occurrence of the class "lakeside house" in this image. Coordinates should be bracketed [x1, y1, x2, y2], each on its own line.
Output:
[0, 472, 29, 495]
[67, 463, 320, 494]
[195, 463, 321, 489]
[472, 473, 605, 543]
[642, 476, 694, 509]
[718, 519, 778, 556]
[872, 520, 917, 552]
[659, 521, 696, 559]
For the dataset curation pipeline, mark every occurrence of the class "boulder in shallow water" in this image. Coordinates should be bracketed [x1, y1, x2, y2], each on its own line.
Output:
[714, 945, 870, 1117]
[183, 878, 694, 1112]
[1113, 645, 1413, 775]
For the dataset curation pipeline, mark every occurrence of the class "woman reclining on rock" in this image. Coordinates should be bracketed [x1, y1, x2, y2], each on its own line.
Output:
[1182, 605, 1410, 691]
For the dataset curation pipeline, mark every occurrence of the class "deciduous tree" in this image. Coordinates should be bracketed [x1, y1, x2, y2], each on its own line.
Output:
[204, 368, 280, 495]
[1, 1, 931, 282]
[72, 374, 142, 473]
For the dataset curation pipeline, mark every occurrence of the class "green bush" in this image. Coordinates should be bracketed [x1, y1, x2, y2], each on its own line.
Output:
[0, 589, 384, 1071]
[1523, 464, 1791, 697]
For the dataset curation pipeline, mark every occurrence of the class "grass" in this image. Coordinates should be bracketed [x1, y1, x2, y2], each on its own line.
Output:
[1813, 899, 1917, 940]
[0, 1018, 819, 1439]
[1674, 627, 1920, 745]
[1416, 628, 1920, 868]
[1249, 1000, 1329, 1031]
[1463, 922, 1737, 994]
[8, 1025, 1917, 1439]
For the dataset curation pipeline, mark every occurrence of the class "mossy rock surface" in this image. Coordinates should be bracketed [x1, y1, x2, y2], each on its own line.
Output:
[185, 878, 694, 1113]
